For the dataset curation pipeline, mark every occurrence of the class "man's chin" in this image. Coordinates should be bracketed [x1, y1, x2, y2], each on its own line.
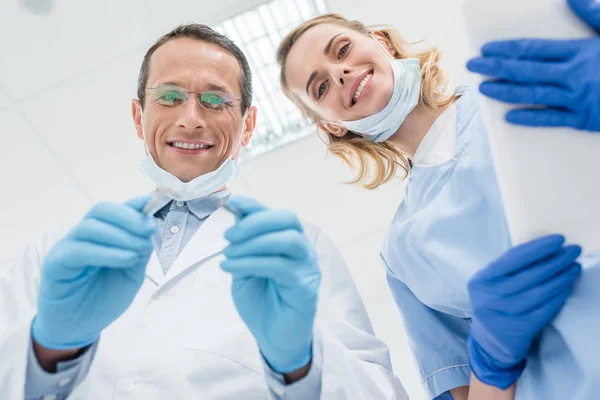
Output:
[172, 168, 213, 183]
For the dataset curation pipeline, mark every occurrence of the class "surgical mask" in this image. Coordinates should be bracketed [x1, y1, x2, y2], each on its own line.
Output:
[139, 118, 246, 201]
[339, 38, 422, 143]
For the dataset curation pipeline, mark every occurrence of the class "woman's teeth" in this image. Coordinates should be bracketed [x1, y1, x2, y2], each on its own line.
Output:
[353, 73, 372, 104]
[171, 142, 210, 150]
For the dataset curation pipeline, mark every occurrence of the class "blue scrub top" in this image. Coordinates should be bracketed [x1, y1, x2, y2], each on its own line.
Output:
[381, 86, 600, 399]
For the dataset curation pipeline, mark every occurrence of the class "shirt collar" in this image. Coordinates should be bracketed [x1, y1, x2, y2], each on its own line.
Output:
[146, 189, 232, 220]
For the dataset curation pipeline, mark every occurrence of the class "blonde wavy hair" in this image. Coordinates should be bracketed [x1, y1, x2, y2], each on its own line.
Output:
[277, 13, 455, 189]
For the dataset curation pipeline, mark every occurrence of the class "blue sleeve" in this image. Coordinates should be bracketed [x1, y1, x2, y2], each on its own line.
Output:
[383, 256, 471, 399]
[25, 337, 98, 400]
[262, 328, 323, 399]
[434, 391, 455, 400]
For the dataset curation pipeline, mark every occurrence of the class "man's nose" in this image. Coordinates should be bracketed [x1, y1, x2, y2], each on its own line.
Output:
[176, 97, 207, 130]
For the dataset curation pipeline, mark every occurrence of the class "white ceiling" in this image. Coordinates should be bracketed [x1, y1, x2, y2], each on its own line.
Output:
[0, 88, 11, 111]
[0, 0, 149, 102]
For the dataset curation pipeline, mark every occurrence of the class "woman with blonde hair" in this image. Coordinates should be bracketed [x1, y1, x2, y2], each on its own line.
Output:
[275, 13, 599, 400]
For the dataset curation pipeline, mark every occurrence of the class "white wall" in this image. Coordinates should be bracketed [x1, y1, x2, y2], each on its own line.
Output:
[0, 1, 478, 398]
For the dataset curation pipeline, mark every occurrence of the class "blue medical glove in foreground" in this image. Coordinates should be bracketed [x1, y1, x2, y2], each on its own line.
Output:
[221, 196, 321, 374]
[467, 0, 600, 131]
[468, 235, 582, 389]
[32, 196, 156, 350]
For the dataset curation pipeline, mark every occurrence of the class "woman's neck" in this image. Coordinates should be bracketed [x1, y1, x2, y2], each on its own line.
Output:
[386, 99, 455, 159]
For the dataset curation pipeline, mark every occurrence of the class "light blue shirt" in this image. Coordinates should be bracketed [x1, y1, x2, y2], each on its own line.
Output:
[25, 190, 322, 399]
[381, 86, 600, 400]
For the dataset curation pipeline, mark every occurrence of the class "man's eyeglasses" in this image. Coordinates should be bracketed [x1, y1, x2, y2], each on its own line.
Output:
[145, 84, 242, 112]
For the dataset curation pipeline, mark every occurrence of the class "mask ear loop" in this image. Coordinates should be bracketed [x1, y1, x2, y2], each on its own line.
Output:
[139, 111, 154, 158]
[228, 112, 249, 163]
[369, 32, 395, 60]
[218, 114, 249, 214]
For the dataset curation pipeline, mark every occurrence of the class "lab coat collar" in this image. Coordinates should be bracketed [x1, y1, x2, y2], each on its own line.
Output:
[145, 206, 235, 287]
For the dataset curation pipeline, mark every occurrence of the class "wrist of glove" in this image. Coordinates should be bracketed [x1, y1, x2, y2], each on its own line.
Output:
[31, 315, 100, 350]
[468, 321, 526, 389]
[261, 338, 313, 374]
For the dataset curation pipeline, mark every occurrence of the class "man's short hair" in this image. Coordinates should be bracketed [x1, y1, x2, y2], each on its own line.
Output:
[137, 24, 252, 114]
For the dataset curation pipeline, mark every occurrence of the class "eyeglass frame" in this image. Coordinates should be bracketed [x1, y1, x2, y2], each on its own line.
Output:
[144, 83, 243, 112]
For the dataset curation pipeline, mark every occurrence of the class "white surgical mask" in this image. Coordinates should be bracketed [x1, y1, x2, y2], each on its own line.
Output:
[139, 117, 246, 201]
[339, 36, 422, 143]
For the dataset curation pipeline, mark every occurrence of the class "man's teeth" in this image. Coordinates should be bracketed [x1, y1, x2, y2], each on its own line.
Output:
[172, 142, 210, 150]
[353, 73, 372, 103]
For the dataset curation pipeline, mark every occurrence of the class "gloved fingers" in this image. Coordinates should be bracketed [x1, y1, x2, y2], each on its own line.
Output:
[512, 262, 581, 315]
[567, 0, 600, 33]
[474, 235, 565, 279]
[498, 245, 582, 294]
[121, 254, 153, 285]
[227, 196, 268, 216]
[480, 39, 579, 61]
[85, 202, 156, 238]
[230, 275, 268, 304]
[124, 195, 153, 212]
[221, 256, 316, 286]
[49, 241, 147, 270]
[71, 219, 155, 253]
[479, 82, 574, 107]
[224, 230, 312, 260]
[519, 283, 574, 324]
[468, 58, 567, 85]
[225, 209, 304, 244]
[505, 108, 582, 128]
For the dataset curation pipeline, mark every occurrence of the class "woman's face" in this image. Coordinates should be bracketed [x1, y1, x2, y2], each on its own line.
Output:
[284, 23, 396, 129]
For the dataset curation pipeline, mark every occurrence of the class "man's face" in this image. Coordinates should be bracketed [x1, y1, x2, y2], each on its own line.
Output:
[132, 37, 257, 182]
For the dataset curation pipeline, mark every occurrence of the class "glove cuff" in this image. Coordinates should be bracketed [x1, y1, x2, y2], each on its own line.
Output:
[468, 335, 525, 390]
[261, 339, 313, 374]
[31, 315, 99, 351]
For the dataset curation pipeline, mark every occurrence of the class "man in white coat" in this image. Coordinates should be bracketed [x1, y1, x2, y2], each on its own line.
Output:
[0, 24, 408, 400]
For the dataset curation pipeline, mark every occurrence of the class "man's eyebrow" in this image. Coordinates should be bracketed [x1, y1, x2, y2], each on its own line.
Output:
[204, 83, 229, 92]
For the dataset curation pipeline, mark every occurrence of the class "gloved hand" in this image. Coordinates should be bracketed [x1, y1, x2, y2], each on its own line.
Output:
[221, 196, 321, 374]
[32, 196, 156, 350]
[466, 0, 600, 131]
[468, 234, 582, 389]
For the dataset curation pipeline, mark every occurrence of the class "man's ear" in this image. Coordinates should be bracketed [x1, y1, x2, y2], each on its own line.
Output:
[241, 105, 258, 146]
[132, 99, 144, 140]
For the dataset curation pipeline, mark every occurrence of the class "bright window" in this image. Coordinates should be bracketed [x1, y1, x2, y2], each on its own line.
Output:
[214, 0, 328, 160]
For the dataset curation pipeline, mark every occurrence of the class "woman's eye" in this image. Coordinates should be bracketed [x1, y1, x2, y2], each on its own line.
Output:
[338, 43, 350, 59]
[318, 81, 328, 99]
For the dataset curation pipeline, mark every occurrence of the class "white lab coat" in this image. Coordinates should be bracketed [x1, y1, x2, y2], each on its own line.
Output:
[0, 207, 407, 399]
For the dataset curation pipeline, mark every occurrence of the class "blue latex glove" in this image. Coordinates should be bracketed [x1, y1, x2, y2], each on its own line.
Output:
[466, 0, 600, 131]
[468, 235, 582, 389]
[221, 196, 321, 374]
[32, 196, 156, 350]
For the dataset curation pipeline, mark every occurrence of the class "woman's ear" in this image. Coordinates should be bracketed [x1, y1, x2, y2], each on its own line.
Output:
[370, 30, 397, 57]
[319, 122, 349, 137]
